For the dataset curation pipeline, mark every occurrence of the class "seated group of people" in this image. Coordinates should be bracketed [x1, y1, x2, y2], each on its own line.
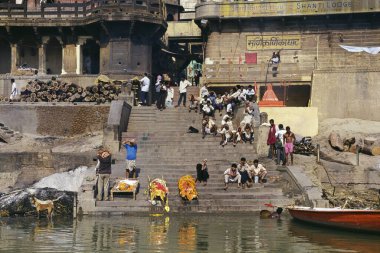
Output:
[201, 105, 255, 147]
[223, 158, 267, 190]
[189, 84, 257, 116]
[190, 83, 258, 147]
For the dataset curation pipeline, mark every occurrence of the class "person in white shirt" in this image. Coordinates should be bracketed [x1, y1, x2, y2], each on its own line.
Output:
[237, 157, 250, 188]
[246, 85, 256, 102]
[200, 83, 209, 98]
[218, 124, 233, 147]
[140, 73, 150, 106]
[202, 100, 215, 118]
[249, 159, 267, 183]
[202, 116, 217, 139]
[224, 163, 241, 190]
[154, 75, 162, 106]
[10, 78, 20, 101]
[275, 124, 287, 165]
[165, 84, 174, 108]
[176, 77, 191, 107]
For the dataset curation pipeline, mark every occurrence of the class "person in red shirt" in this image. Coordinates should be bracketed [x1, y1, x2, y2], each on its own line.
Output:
[267, 119, 278, 159]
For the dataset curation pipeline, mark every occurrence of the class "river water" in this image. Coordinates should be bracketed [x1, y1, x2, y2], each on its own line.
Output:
[0, 214, 379, 253]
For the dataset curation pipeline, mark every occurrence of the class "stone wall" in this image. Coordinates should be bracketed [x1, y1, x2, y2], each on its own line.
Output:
[311, 70, 380, 121]
[0, 103, 110, 136]
[203, 23, 380, 84]
[0, 151, 94, 191]
[317, 160, 380, 190]
[260, 107, 318, 137]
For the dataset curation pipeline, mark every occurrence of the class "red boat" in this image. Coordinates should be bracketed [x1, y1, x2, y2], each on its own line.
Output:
[288, 206, 380, 233]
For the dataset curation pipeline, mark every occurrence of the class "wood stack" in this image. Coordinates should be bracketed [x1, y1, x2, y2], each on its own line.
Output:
[2, 79, 123, 103]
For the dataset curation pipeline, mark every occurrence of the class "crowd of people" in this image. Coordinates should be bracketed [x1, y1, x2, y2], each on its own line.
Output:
[267, 119, 296, 166]
[189, 83, 258, 147]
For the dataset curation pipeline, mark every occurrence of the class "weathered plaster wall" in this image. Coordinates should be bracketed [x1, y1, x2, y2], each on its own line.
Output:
[311, 70, 380, 121]
[0, 104, 110, 136]
[261, 107, 318, 137]
[0, 151, 94, 191]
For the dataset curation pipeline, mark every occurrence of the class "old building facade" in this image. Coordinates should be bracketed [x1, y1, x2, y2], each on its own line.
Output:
[0, 0, 167, 78]
[195, 0, 380, 114]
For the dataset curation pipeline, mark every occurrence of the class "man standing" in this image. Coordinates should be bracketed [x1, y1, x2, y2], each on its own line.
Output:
[275, 124, 286, 165]
[224, 163, 241, 190]
[154, 75, 162, 106]
[200, 83, 209, 98]
[123, 139, 138, 178]
[10, 78, 19, 101]
[283, 126, 296, 165]
[267, 119, 278, 159]
[176, 76, 191, 107]
[96, 150, 112, 201]
[140, 73, 150, 106]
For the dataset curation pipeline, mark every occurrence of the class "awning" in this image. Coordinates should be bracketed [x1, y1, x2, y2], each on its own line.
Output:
[339, 45, 380, 55]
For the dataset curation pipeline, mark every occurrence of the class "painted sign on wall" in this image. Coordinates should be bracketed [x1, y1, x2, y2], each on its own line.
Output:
[246, 35, 302, 50]
[213, 0, 380, 18]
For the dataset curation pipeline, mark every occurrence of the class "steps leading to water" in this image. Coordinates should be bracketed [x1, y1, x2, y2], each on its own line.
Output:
[83, 105, 294, 214]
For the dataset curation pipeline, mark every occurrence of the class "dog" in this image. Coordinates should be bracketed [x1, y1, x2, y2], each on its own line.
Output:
[30, 196, 62, 220]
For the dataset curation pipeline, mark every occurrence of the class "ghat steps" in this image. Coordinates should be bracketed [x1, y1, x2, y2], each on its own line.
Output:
[94, 106, 293, 213]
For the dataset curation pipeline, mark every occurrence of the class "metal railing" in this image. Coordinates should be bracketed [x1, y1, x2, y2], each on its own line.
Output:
[0, 0, 163, 18]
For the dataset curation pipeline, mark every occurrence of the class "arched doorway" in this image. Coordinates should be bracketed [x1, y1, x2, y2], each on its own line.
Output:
[82, 39, 100, 74]
[46, 37, 62, 74]
[18, 39, 39, 70]
[0, 39, 11, 74]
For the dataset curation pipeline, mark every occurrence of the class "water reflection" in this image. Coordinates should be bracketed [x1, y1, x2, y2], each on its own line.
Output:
[0, 215, 380, 253]
[289, 220, 380, 253]
[178, 222, 196, 251]
[149, 216, 169, 247]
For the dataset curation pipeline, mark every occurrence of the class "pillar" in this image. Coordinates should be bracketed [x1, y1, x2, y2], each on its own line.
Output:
[38, 43, 47, 75]
[10, 44, 18, 74]
[62, 44, 77, 75]
[76, 43, 82, 74]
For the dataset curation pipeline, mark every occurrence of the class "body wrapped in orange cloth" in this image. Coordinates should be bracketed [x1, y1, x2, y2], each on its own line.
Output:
[178, 175, 198, 201]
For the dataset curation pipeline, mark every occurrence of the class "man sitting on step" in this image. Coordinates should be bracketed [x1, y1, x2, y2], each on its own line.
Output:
[224, 163, 241, 190]
[249, 159, 267, 184]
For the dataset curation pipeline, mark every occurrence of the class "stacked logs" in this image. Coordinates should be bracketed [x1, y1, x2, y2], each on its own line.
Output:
[14, 79, 121, 103]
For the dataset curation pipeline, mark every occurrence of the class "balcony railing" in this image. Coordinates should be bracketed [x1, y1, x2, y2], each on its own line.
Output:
[0, 0, 163, 19]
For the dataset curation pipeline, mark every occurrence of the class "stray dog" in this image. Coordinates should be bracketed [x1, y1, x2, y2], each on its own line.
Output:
[30, 196, 62, 220]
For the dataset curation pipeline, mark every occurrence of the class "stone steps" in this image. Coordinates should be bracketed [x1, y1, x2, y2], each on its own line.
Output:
[84, 106, 293, 214]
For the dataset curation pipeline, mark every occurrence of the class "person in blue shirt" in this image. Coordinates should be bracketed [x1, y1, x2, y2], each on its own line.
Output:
[122, 139, 138, 178]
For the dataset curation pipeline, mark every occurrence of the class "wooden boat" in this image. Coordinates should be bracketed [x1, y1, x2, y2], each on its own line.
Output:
[288, 206, 380, 233]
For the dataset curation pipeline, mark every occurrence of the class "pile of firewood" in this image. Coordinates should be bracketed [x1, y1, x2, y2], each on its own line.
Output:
[6, 79, 122, 103]
[322, 187, 379, 209]
[294, 137, 315, 156]
[329, 131, 380, 156]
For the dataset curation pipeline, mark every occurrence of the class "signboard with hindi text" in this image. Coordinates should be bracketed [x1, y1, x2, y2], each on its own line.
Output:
[246, 35, 302, 50]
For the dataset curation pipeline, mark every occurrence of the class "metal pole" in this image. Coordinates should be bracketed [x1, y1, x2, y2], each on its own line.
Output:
[316, 144, 320, 163]
[356, 147, 360, 166]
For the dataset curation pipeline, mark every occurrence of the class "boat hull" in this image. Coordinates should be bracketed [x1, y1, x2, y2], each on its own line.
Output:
[288, 207, 380, 233]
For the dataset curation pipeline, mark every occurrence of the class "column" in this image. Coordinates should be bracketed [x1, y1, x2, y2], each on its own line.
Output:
[76, 43, 82, 75]
[10, 44, 18, 74]
[62, 44, 77, 75]
[38, 43, 47, 75]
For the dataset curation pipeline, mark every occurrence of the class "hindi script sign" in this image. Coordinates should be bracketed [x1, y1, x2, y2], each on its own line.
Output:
[247, 35, 302, 50]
